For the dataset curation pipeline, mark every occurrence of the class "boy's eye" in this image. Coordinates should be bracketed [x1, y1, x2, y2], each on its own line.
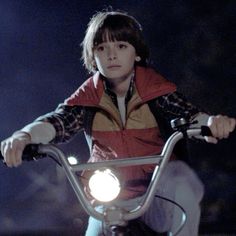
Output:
[96, 46, 104, 51]
[118, 44, 127, 49]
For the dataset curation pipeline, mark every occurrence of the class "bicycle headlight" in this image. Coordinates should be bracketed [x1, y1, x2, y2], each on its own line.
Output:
[88, 168, 121, 202]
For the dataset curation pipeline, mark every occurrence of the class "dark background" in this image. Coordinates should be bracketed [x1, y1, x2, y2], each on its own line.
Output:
[0, 0, 235, 235]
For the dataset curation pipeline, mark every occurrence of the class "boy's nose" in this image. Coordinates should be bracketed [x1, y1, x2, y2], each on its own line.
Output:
[107, 47, 117, 60]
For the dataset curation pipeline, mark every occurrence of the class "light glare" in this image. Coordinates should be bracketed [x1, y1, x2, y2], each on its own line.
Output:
[88, 169, 121, 202]
[67, 156, 78, 165]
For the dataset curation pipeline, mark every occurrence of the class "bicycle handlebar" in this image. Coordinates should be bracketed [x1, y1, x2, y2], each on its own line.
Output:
[0, 125, 212, 162]
[0, 125, 214, 227]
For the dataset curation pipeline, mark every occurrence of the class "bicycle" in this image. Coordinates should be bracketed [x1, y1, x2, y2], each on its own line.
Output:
[0, 118, 212, 236]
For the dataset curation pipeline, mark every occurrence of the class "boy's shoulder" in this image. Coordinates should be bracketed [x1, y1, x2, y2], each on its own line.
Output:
[135, 66, 177, 100]
[64, 72, 103, 106]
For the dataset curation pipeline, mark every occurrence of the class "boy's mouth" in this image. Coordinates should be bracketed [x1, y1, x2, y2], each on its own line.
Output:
[107, 65, 121, 69]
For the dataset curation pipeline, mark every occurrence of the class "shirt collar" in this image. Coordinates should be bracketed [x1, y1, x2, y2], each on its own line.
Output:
[102, 71, 135, 105]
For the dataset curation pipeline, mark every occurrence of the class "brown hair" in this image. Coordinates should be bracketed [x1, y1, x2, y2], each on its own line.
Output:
[81, 10, 149, 73]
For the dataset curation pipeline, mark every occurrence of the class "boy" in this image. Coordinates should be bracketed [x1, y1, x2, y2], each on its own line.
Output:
[1, 10, 235, 235]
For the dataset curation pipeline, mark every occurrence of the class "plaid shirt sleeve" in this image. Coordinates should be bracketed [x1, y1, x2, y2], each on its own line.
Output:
[36, 104, 85, 143]
[155, 91, 201, 122]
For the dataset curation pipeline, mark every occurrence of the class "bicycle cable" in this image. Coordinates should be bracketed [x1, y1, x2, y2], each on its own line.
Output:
[154, 194, 186, 236]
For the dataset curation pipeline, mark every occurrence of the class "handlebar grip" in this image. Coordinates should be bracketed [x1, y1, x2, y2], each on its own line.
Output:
[0, 144, 43, 161]
[22, 144, 42, 161]
[201, 126, 213, 137]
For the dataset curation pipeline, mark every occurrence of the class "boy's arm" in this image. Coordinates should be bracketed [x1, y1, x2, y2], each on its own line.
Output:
[21, 121, 56, 144]
[155, 91, 203, 122]
[156, 92, 235, 143]
[1, 104, 85, 167]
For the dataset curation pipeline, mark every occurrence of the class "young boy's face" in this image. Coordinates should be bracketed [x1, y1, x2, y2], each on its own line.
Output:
[93, 40, 137, 82]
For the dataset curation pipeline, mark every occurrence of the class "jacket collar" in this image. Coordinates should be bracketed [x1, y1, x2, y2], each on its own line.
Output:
[65, 66, 176, 106]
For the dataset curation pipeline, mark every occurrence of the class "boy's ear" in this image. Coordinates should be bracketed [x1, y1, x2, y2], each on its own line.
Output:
[92, 60, 97, 70]
[135, 56, 141, 62]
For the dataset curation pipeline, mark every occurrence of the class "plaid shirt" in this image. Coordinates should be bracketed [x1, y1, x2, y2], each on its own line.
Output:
[36, 80, 200, 143]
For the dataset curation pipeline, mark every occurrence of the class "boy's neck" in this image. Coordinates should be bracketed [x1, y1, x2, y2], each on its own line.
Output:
[107, 72, 134, 97]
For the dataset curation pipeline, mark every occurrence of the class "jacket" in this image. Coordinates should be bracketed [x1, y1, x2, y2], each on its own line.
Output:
[66, 66, 176, 199]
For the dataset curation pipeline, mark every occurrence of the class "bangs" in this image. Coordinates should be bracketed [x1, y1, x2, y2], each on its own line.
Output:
[93, 16, 138, 47]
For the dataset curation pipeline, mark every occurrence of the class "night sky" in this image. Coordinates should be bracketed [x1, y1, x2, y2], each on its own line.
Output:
[0, 0, 235, 234]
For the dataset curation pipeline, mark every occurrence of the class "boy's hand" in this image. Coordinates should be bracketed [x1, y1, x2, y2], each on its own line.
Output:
[205, 115, 236, 144]
[1, 132, 31, 167]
